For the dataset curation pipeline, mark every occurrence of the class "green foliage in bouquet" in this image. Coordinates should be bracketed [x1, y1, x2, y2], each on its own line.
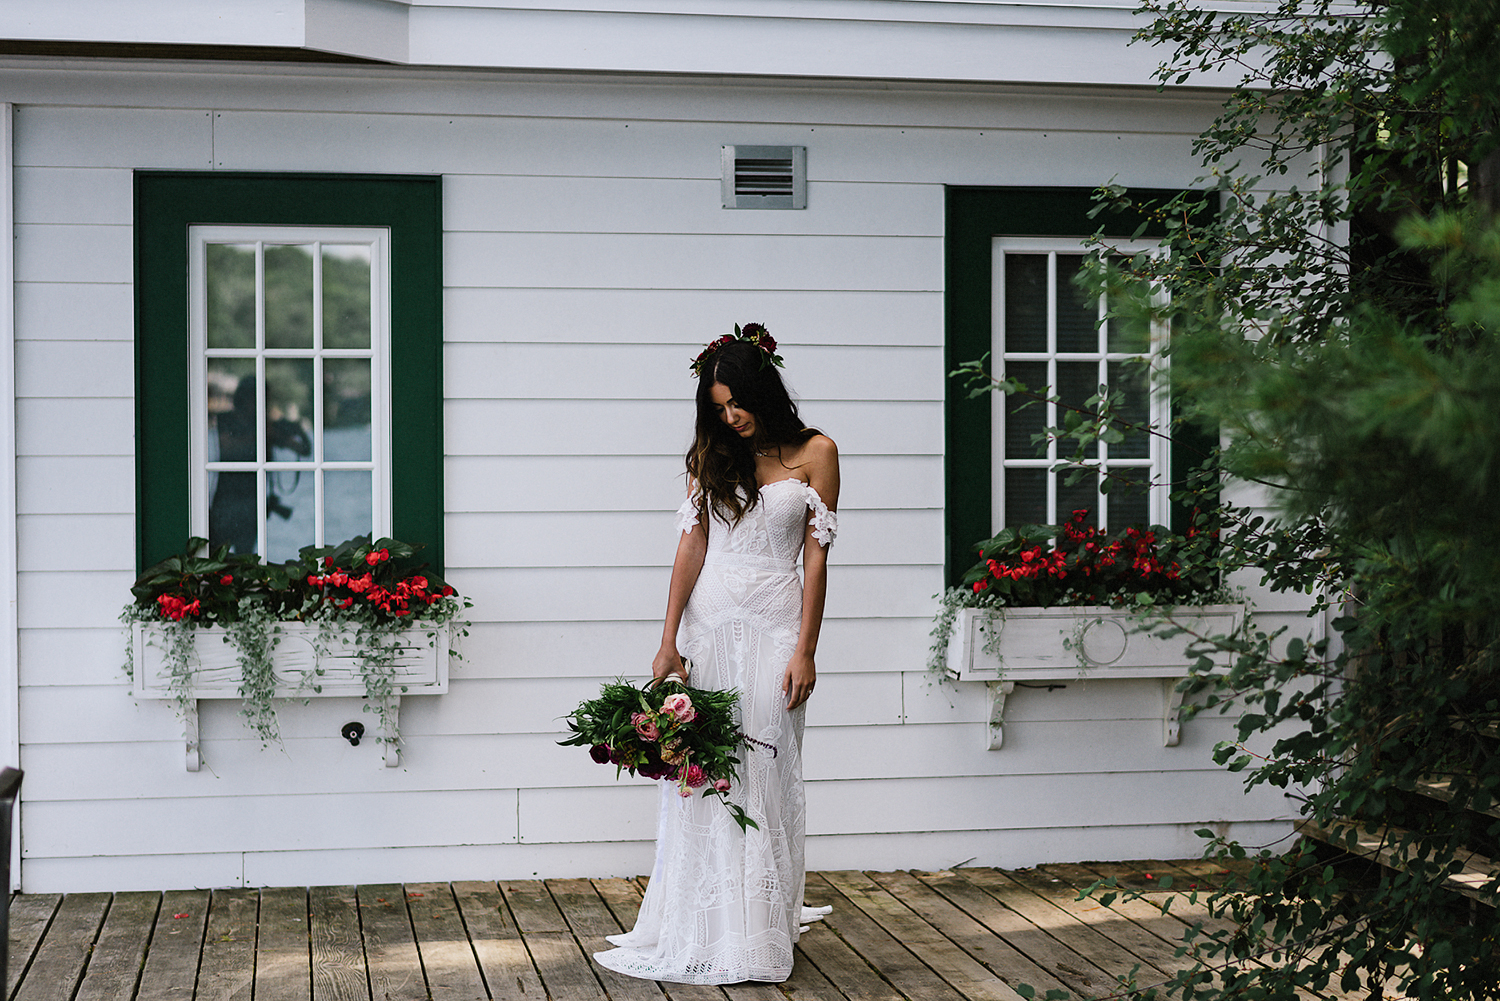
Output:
[560, 678, 760, 832]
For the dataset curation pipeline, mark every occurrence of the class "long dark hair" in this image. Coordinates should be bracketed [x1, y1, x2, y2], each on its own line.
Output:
[688, 340, 819, 525]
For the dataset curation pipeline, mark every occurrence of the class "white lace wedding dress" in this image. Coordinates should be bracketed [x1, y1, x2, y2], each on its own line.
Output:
[593, 477, 837, 984]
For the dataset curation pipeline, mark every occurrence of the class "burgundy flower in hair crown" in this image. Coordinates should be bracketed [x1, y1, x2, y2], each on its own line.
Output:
[689, 323, 784, 376]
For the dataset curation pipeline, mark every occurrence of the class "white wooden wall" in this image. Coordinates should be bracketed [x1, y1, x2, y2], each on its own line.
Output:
[4, 58, 1310, 892]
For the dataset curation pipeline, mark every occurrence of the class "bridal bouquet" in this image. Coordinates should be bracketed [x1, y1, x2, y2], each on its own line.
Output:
[560, 678, 759, 831]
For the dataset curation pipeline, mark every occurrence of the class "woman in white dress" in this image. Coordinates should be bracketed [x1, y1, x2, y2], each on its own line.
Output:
[593, 326, 839, 985]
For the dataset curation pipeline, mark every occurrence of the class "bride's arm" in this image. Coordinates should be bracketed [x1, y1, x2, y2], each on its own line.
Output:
[785, 436, 840, 710]
[653, 515, 708, 683]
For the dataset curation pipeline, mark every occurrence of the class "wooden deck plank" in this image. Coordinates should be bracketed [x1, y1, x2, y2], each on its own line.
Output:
[775, 947, 840, 1001]
[963, 868, 1174, 988]
[1064, 863, 1288, 999]
[357, 885, 427, 1001]
[1023, 866, 1196, 981]
[13, 893, 110, 1001]
[405, 882, 490, 1001]
[499, 881, 607, 1001]
[723, 980, 791, 1001]
[451, 881, 545, 1001]
[7, 894, 62, 1000]
[309, 885, 369, 1001]
[73, 892, 159, 1001]
[499, 881, 570, 936]
[197, 888, 258, 1001]
[594, 878, 806, 1001]
[549, 878, 672, 1001]
[797, 876, 903, 1001]
[914, 870, 1116, 1000]
[255, 886, 311, 1001]
[819, 871, 1021, 1001]
[865, 872, 1069, 1001]
[136, 890, 210, 1001]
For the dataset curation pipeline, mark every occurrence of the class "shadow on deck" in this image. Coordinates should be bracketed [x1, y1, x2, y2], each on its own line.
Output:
[5, 859, 1284, 1001]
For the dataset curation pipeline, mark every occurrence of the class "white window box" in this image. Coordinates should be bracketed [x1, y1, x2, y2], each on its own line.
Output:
[132, 621, 450, 770]
[945, 604, 1243, 750]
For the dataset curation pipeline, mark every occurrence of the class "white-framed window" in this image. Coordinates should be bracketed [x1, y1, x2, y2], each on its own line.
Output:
[187, 225, 392, 562]
[991, 237, 1168, 532]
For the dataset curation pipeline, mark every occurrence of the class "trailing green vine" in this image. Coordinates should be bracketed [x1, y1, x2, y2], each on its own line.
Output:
[124, 535, 471, 751]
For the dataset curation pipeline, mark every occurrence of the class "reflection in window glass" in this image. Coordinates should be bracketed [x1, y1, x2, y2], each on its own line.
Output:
[324, 358, 372, 461]
[264, 245, 314, 349]
[1055, 255, 1098, 352]
[1004, 255, 1047, 353]
[325, 470, 373, 547]
[194, 228, 386, 560]
[323, 245, 372, 349]
[265, 466, 316, 563]
[208, 472, 258, 556]
[997, 244, 1162, 532]
[1004, 468, 1047, 527]
[206, 244, 256, 349]
[265, 359, 314, 464]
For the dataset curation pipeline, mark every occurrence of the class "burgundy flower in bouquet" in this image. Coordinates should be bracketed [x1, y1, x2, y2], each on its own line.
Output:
[560, 678, 760, 831]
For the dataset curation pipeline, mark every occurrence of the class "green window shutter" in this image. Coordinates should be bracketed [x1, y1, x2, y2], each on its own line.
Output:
[943, 186, 1202, 586]
[135, 172, 444, 573]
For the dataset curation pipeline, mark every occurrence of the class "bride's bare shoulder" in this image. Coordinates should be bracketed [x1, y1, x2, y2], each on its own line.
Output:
[785, 434, 837, 470]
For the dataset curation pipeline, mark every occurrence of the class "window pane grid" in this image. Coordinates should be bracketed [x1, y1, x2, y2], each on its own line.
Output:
[191, 227, 387, 563]
[993, 242, 1166, 532]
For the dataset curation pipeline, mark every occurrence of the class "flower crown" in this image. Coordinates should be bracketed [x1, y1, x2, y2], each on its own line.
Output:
[689, 323, 784, 376]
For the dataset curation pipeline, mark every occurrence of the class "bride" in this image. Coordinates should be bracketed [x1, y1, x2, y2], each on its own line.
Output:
[593, 325, 839, 984]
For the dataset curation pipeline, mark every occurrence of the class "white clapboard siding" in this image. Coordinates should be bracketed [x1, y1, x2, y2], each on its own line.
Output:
[17, 514, 135, 573]
[0, 63, 1221, 136]
[32, 710, 1259, 803]
[207, 109, 1206, 190]
[18, 713, 1254, 804]
[444, 343, 942, 402]
[446, 566, 942, 621]
[5, 60, 1311, 892]
[18, 571, 136, 630]
[14, 167, 135, 226]
[452, 617, 934, 679]
[443, 174, 946, 238]
[445, 454, 943, 513]
[18, 627, 128, 687]
[443, 232, 941, 292]
[25, 788, 523, 858]
[15, 340, 134, 399]
[16, 399, 134, 456]
[443, 400, 942, 457]
[12, 106, 213, 169]
[442, 288, 942, 346]
[14, 224, 133, 284]
[14, 281, 134, 341]
[16, 457, 134, 515]
[26, 670, 906, 747]
[445, 509, 938, 568]
[805, 771, 1290, 837]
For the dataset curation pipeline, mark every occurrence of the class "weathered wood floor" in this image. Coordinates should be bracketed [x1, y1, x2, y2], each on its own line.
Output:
[3, 859, 1319, 1001]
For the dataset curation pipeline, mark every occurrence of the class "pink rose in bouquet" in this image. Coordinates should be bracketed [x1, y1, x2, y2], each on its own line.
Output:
[662, 692, 697, 723]
[631, 712, 660, 741]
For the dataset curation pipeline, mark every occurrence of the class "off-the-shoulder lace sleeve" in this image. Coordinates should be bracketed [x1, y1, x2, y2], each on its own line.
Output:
[803, 483, 838, 547]
[673, 490, 701, 535]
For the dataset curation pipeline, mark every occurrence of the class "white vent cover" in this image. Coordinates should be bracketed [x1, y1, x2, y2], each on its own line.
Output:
[721, 145, 807, 209]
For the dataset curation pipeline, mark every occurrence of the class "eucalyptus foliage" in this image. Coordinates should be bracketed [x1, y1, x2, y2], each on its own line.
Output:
[968, 0, 1500, 996]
